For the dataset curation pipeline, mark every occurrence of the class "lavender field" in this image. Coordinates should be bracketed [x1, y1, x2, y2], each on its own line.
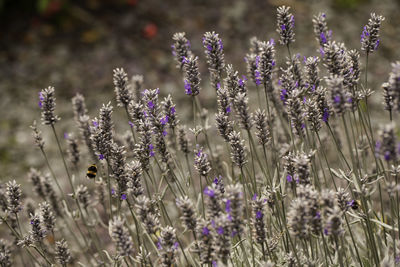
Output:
[1, 0, 400, 266]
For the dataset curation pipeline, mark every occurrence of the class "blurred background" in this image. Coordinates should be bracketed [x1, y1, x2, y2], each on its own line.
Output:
[0, 0, 399, 180]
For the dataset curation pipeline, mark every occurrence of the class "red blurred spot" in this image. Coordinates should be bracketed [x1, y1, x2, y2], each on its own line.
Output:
[143, 23, 157, 39]
[43, 0, 62, 17]
[127, 0, 138, 6]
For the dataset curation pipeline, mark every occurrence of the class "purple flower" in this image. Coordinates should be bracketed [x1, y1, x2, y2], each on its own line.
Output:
[323, 108, 329, 122]
[315, 211, 321, 219]
[211, 219, 216, 228]
[148, 101, 154, 109]
[160, 115, 169, 125]
[128, 121, 134, 128]
[255, 55, 260, 67]
[320, 32, 327, 44]
[319, 47, 325, 57]
[218, 39, 223, 50]
[269, 38, 275, 45]
[217, 226, 224, 235]
[38, 101, 42, 108]
[225, 199, 231, 213]
[256, 211, 263, 219]
[255, 79, 261, 86]
[213, 177, 219, 185]
[322, 13, 326, 18]
[162, 130, 167, 136]
[334, 95, 341, 104]
[281, 24, 286, 30]
[93, 121, 99, 128]
[157, 241, 162, 249]
[204, 187, 215, 198]
[171, 106, 176, 114]
[252, 193, 257, 200]
[202, 227, 210, 236]
[287, 174, 293, 182]
[226, 106, 231, 113]
[121, 194, 127, 200]
[216, 82, 221, 90]
[149, 144, 155, 157]
[111, 188, 115, 195]
[323, 228, 329, 235]
[184, 80, 192, 95]
[384, 151, 391, 161]
[207, 44, 212, 52]
[212, 261, 218, 267]
[374, 39, 380, 50]
[64, 133, 69, 139]
[99, 154, 105, 160]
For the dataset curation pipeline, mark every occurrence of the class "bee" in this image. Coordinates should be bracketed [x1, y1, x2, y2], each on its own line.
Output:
[350, 199, 360, 210]
[87, 164, 97, 179]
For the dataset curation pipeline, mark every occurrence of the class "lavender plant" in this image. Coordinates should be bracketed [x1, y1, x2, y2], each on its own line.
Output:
[1, 6, 399, 267]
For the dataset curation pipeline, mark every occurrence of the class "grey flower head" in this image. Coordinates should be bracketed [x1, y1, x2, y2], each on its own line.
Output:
[162, 95, 178, 129]
[376, 123, 397, 162]
[30, 120, 45, 150]
[215, 111, 234, 142]
[314, 86, 330, 123]
[225, 64, 242, 101]
[251, 195, 266, 244]
[204, 184, 223, 219]
[225, 184, 244, 237]
[113, 68, 133, 108]
[323, 41, 348, 76]
[126, 160, 144, 198]
[323, 206, 343, 237]
[29, 168, 45, 199]
[76, 184, 91, 209]
[6, 180, 22, 214]
[91, 102, 114, 160]
[42, 174, 62, 217]
[159, 226, 178, 267]
[110, 143, 128, 196]
[312, 12, 331, 47]
[177, 125, 190, 155]
[172, 32, 193, 70]
[131, 74, 144, 103]
[304, 56, 320, 92]
[196, 219, 215, 265]
[39, 86, 60, 125]
[183, 56, 201, 96]
[288, 185, 321, 239]
[336, 188, 351, 212]
[176, 196, 197, 231]
[245, 53, 261, 86]
[76, 114, 97, 162]
[55, 239, 72, 265]
[254, 109, 271, 146]
[109, 217, 134, 257]
[30, 213, 46, 242]
[343, 49, 361, 90]
[66, 134, 80, 167]
[216, 85, 231, 116]
[0, 239, 12, 267]
[234, 93, 253, 131]
[249, 36, 262, 54]
[203, 31, 225, 89]
[135, 196, 160, 236]
[212, 215, 231, 264]
[258, 40, 276, 86]
[326, 75, 352, 116]
[305, 98, 322, 132]
[286, 89, 305, 138]
[277, 6, 295, 45]
[72, 93, 88, 122]
[39, 202, 56, 233]
[194, 146, 211, 177]
[133, 119, 153, 171]
[361, 13, 385, 54]
[382, 62, 400, 112]
[228, 130, 247, 168]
